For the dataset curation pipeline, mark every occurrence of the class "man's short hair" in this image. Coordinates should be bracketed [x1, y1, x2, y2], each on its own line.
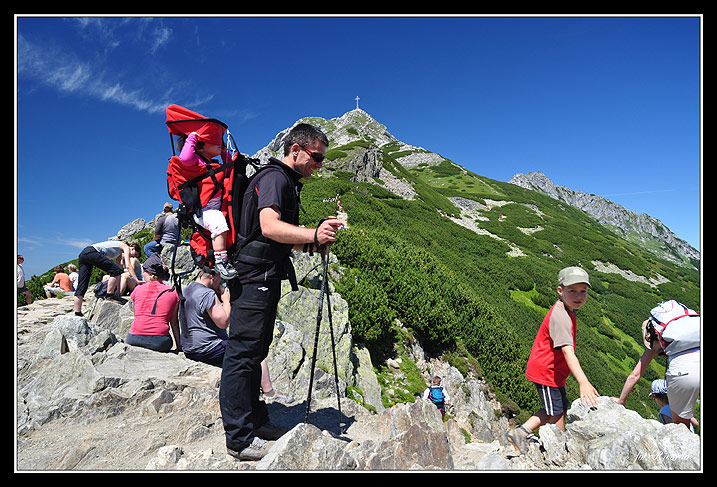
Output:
[283, 123, 329, 156]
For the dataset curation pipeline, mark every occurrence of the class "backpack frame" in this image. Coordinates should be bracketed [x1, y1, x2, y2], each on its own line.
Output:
[647, 299, 700, 357]
[164, 105, 262, 307]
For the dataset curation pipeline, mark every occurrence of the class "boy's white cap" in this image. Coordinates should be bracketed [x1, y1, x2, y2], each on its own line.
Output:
[558, 266, 591, 287]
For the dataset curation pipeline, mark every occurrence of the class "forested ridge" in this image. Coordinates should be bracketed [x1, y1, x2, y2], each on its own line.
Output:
[297, 135, 700, 424]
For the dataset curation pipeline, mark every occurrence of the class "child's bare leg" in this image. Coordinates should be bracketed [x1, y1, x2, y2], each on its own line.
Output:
[521, 409, 566, 433]
[213, 232, 226, 252]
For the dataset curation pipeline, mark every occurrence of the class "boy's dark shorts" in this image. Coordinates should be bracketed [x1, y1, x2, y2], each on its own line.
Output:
[533, 382, 569, 416]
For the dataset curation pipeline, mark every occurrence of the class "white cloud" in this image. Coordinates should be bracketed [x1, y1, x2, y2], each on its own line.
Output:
[148, 26, 172, 54]
[61, 238, 95, 249]
[17, 31, 169, 114]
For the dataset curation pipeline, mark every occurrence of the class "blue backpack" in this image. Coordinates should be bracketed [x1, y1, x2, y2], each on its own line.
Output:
[428, 386, 445, 407]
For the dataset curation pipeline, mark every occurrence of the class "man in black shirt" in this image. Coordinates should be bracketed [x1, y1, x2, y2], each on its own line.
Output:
[220, 123, 342, 461]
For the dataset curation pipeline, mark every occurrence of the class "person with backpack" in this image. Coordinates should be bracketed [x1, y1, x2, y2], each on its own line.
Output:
[422, 375, 450, 418]
[611, 300, 700, 431]
[219, 123, 343, 461]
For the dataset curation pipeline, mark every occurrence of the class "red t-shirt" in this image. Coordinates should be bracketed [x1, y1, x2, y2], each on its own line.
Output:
[525, 300, 577, 388]
[129, 281, 179, 336]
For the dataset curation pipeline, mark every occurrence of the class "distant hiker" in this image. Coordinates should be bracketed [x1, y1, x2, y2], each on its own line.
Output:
[219, 123, 343, 461]
[43, 265, 74, 298]
[144, 202, 180, 260]
[423, 375, 450, 418]
[648, 379, 698, 432]
[125, 253, 180, 353]
[120, 242, 144, 295]
[73, 240, 133, 316]
[17, 255, 32, 305]
[611, 300, 700, 431]
[178, 269, 231, 367]
[178, 132, 236, 279]
[505, 266, 599, 455]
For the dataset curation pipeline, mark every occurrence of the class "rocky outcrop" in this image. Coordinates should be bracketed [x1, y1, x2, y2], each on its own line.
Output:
[15, 209, 701, 471]
[514, 397, 701, 470]
[17, 285, 701, 470]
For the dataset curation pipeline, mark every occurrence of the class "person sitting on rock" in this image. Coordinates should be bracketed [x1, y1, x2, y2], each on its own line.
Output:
[178, 269, 231, 367]
[179, 269, 293, 404]
[43, 265, 74, 298]
[125, 254, 180, 353]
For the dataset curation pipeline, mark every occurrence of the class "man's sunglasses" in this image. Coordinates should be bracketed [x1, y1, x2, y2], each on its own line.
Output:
[299, 144, 325, 164]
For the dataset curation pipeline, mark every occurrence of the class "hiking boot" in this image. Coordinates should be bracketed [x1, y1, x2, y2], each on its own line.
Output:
[227, 437, 269, 461]
[505, 425, 531, 455]
[215, 260, 237, 280]
[255, 422, 289, 440]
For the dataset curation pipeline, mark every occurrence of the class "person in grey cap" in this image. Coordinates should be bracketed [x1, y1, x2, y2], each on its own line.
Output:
[144, 202, 180, 260]
[505, 266, 599, 455]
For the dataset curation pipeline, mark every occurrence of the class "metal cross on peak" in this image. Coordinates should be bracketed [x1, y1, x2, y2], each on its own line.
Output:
[355, 96, 360, 109]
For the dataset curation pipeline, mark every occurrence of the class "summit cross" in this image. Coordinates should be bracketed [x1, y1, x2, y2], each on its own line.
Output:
[355, 96, 360, 109]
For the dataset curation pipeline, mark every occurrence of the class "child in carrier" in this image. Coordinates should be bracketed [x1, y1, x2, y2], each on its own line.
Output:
[178, 130, 237, 280]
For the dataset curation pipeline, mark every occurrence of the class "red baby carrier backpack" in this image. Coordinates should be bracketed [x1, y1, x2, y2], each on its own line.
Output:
[164, 104, 258, 275]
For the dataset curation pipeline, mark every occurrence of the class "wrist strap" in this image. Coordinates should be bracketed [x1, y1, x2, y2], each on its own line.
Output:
[314, 218, 327, 253]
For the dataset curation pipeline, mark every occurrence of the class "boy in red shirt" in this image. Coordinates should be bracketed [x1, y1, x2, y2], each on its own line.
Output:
[505, 266, 599, 455]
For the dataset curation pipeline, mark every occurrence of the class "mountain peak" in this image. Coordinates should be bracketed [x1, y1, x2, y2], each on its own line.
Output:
[252, 109, 398, 161]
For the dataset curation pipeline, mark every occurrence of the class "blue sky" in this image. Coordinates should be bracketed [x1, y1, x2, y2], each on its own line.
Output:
[16, 15, 702, 278]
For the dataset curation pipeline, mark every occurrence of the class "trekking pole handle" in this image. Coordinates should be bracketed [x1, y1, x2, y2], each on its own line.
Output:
[314, 218, 328, 255]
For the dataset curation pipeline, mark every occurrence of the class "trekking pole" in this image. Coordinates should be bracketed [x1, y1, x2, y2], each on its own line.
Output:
[321, 247, 344, 433]
[304, 245, 327, 424]
[304, 246, 343, 433]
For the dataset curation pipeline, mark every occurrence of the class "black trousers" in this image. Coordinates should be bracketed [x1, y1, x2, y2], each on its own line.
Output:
[219, 280, 281, 451]
[75, 246, 123, 297]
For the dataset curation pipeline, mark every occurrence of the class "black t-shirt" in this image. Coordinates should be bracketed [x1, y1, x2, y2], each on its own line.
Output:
[235, 158, 303, 283]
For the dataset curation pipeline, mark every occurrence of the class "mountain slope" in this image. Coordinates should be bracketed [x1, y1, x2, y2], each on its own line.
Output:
[256, 108, 700, 424]
[509, 171, 700, 270]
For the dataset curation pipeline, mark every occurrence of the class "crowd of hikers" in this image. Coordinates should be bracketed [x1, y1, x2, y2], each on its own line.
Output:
[27, 104, 700, 462]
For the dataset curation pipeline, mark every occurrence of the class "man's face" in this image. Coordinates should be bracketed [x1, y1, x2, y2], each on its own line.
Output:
[293, 142, 326, 178]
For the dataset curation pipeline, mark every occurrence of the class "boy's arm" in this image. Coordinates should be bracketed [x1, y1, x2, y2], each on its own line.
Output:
[561, 345, 599, 406]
